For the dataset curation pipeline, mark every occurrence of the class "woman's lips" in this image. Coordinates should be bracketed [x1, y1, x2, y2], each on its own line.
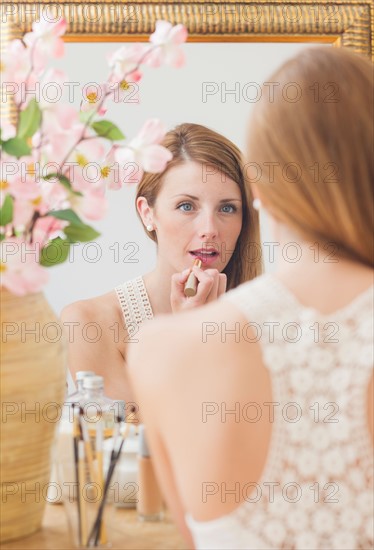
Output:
[189, 251, 219, 265]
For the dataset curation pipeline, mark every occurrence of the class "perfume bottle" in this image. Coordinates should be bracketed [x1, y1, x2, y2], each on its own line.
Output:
[65, 370, 95, 403]
[80, 375, 116, 439]
[137, 425, 164, 521]
[46, 371, 95, 504]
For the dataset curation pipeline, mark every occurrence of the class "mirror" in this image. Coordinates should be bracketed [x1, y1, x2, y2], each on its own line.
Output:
[2, 1, 372, 314]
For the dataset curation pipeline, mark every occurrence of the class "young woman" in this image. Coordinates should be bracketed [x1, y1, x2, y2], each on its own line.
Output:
[61, 123, 262, 404]
[127, 47, 374, 549]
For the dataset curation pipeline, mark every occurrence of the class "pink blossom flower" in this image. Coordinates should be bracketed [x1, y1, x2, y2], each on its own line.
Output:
[0, 238, 49, 296]
[43, 103, 80, 134]
[80, 83, 107, 116]
[39, 69, 80, 131]
[68, 138, 107, 187]
[99, 147, 133, 190]
[147, 21, 187, 68]
[109, 79, 140, 105]
[1, 39, 32, 84]
[40, 67, 67, 92]
[5, 172, 68, 227]
[0, 159, 22, 206]
[8, 146, 42, 187]
[1, 41, 42, 106]
[8, 178, 41, 203]
[24, 15, 67, 59]
[115, 118, 172, 184]
[43, 123, 85, 165]
[9, 176, 44, 227]
[39, 178, 69, 213]
[107, 43, 148, 83]
[71, 190, 108, 221]
[33, 215, 67, 244]
[1, 157, 41, 226]
[133, 118, 168, 146]
[12, 199, 36, 229]
[0, 122, 16, 141]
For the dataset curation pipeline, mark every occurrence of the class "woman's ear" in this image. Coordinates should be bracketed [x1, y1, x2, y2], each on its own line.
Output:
[250, 182, 261, 202]
[136, 196, 154, 227]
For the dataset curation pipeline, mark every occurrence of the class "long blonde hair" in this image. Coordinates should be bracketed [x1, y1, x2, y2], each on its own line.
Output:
[247, 46, 373, 267]
[136, 122, 263, 290]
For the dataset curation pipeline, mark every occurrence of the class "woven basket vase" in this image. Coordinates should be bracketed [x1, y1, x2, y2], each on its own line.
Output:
[0, 288, 66, 543]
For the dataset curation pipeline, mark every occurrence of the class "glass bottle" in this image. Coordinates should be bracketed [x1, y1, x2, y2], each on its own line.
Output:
[58, 376, 121, 548]
[66, 371, 96, 404]
[46, 371, 95, 504]
[79, 376, 116, 443]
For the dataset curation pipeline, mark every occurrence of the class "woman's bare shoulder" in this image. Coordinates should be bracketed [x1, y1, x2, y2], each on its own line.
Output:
[127, 298, 247, 383]
[60, 288, 130, 360]
[61, 289, 133, 391]
[60, 289, 120, 324]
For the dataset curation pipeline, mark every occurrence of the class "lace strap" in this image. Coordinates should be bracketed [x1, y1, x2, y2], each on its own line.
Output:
[266, 273, 374, 320]
[115, 276, 154, 332]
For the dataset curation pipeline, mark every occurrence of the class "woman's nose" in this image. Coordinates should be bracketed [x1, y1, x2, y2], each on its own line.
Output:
[198, 213, 218, 240]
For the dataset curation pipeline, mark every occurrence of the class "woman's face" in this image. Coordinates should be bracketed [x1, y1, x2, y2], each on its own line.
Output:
[150, 161, 243, 272]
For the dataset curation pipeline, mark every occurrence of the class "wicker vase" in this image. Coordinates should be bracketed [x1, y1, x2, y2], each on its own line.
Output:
[0, 288, 66, 543]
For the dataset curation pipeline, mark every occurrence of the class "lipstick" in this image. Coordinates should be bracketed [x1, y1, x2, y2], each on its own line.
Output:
[184, 258, 202, 297]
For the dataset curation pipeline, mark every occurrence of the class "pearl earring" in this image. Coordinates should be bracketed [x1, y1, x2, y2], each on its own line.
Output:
[146, 224, 154, 232]
[253, 198, 262, 211]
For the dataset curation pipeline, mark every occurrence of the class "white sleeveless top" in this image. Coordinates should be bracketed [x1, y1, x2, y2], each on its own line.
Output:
[114, 276, 154, 331]
[186, 272, 374, 550]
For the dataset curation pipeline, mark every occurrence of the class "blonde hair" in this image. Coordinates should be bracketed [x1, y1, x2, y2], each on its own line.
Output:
[136, 122, 263, 290]
[247, 46, 373, 268]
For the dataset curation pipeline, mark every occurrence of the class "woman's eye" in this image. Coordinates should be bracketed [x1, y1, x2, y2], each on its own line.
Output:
[178, 202, 193, 212]
[221, 204, 237, 213]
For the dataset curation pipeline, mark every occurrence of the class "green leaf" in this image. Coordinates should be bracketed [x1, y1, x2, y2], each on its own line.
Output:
[1, 137, 31, 158]
[18, 99, 42, 139]
[0, 233, 5, 242]
[48, 209, 84, 226]
[0, 195, 14, 226]
[44, 173, 83, 197]
[44, 173, 73, 191]
[91, 120, 125, 141]
[40, 237, 71, 267]
[64, 223, 100, 243]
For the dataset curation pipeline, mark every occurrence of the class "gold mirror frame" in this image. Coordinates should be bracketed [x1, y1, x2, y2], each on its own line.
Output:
[1, 0, 373, 59]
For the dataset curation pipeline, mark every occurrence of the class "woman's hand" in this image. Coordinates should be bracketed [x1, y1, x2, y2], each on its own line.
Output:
[170, 264, 227, 312]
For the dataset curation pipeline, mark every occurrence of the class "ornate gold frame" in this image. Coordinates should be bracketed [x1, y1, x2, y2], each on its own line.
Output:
[1, 0, 373, 59]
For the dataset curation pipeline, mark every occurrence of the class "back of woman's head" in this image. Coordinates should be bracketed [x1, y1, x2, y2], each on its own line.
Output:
[247, 46, 373, 267]
[136, 122, 263, 288]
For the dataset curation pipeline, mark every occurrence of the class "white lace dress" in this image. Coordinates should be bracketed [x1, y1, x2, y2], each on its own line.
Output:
[186, 273, 374, 550]
[115, 275, 154, 330]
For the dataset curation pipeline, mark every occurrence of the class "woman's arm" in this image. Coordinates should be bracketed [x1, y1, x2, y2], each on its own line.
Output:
[126, 323, 195, 549]
[144, 425, 195, 549]
[60, 295, 134, 403]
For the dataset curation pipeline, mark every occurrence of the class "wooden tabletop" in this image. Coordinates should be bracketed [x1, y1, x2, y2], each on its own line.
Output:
[2, 503, 188, 550]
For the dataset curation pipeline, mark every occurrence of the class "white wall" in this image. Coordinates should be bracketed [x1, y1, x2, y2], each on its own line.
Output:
[46, 41, 324, 315]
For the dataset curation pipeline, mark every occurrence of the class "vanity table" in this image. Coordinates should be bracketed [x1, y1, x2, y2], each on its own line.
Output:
[1, 504, 187, 550]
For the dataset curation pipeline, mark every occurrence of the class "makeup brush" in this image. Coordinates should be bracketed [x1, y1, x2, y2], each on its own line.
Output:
[96, 420, 107, 545]
[184, 258, 202, 297]
[87, 421, 130, 547]
[72, 405, 82, 545]
[79, 407, 95, 483]
[78, 439, 88, 546]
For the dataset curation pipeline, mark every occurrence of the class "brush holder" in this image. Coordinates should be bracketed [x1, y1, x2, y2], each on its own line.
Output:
[56, 404, 125, 548]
